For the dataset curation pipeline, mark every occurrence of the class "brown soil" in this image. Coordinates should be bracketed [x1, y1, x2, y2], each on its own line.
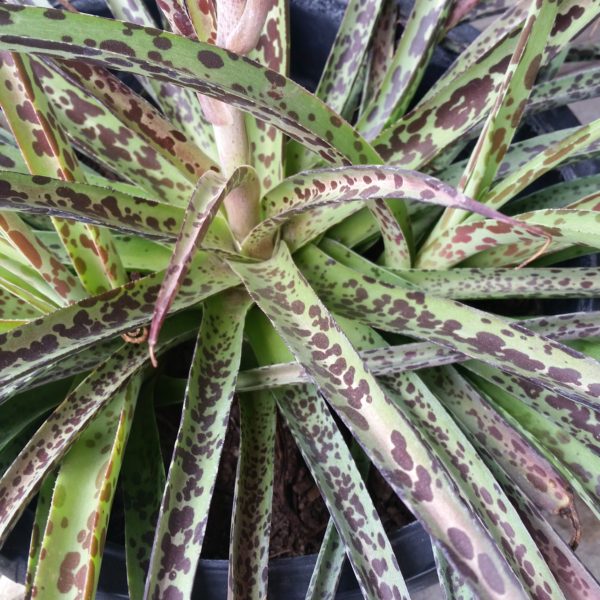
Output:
[200, 398, 414, 560]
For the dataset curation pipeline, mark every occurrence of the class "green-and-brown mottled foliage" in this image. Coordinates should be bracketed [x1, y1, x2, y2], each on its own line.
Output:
[0, 1, 600, 599]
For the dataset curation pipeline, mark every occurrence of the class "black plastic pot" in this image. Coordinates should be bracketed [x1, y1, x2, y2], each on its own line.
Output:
[1, 508, 436, 599]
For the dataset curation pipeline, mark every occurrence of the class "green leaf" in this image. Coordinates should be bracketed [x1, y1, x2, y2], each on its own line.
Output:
[296, 244, 600, 407]
[24, 471, 55, 598]
[230, 241, 526, 600]
[32, 58, 198, 206]
[32, 377, 140, 600]
[121, 383, 165, 600]
[57, 59, 217, 179]
[228, 390, 276, 599]
[0, 4, 378, 166]
[236, 310, 600, 392]
[0, 51, 126, 294]
[421, 367, 575, 520]
[506, 174, 600, 215]
[144, 290, 251, 600]
[433, 542, 477, 600]
[246, 311, 405, 600]
[316, 0, 383, 117]
[358, 0, 453, 139]
[0, 312, 195, 547]
[0, 252, 236, 400]
[248, 165, 529, 257]
[478, 117, 600, 214]
[449, 0, 558, 220]
[465, 357, 600, 506]
[149, 166, 257, 358]
[373, 0, 600, 167]
[104, 0, 218, 159]
[448, 209, 600, 269]
[245, 0, 287, 194]
[35, 231, 171, 273]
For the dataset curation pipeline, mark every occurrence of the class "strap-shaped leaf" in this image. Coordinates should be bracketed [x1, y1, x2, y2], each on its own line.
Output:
[442, 209, 600, 269]
[236, 310, 600, 392]
[392, 266, 600, 299]
[32, 377, 140, 600]
[57, 59, 216, 179]
[457, 0, 558, 201]
[296, 244, 600, 407]
[361, 0, 396, 110]
[434, 542, 477, 600]
[471, 371, 600, 520]
[335, 319, 566, 598]
[496, 469, 600, 600]
[245, 0, 287, 194]
[144, 290, 250, 599]
[0, 252, 237, 398]
[35, 231, 171, 273]
[0, 285, 41, 319]
[0, 170, 185, 240]
[373, 0, 600, 167]
[0, 51, 126, 294]
[230, 242, 525, 600]
[0, 216, 83, 306]
[322, 237, 600, 299]
[25, 471, 55, 598]
[149, 166, 257, 360]
[0, 4, 378, 166]
[422, 367, 575, 519]
[247, 311, 406, 600]
[385, 370, 566, 598]
[0, 312, 195, 547]
[358, 0, 453, 139]
[103, 0, 218, 159]
[228, 390, 276, 599]
[315, 0, 383, 117]
[466, 359, 600, 489]
[31, 58, 198, 206]
[246, 166, 534, 255]
[121, 383, 165, 600]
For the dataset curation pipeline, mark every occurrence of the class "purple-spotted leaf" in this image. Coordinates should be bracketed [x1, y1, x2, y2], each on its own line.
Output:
[357, 0, 453, 139]
[0, 4, 379, 166]
[373, 0, 600, 168]
[24, 471, 54, 598]
[57, 59, 217, 179]
[121, 384, 165, 600]
[322, 237, 600, 299]
[145, 290, 250, 600]
[230, 242, 526, 600]
[315, 0, 383, 118]
[148, 166, 257, 362]
[422, 367, 576, 521]
[0, 312, 196, 547]
[0, 51, 126, 295]
[32, 377, 141, 600]
[236, 311, 600, 392]
[458, 0, 558, 200]
[228, 390, 276, 599]
[244, 166, 539, 256]
[246, 311, 407, 600]
[433, 542, 477, 600]
[296, 244, 600, 408]
[444, 209, 600, 269]
[0, 252, 238, 399]
[333, 318, 566, 598]
[245, 0, 287, 194]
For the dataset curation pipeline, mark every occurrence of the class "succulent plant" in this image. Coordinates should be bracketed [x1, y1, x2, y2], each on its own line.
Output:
[0, 0, 600, 598]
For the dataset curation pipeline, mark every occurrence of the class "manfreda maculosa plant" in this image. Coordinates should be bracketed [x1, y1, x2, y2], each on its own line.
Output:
[0, 0, 600, 598]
